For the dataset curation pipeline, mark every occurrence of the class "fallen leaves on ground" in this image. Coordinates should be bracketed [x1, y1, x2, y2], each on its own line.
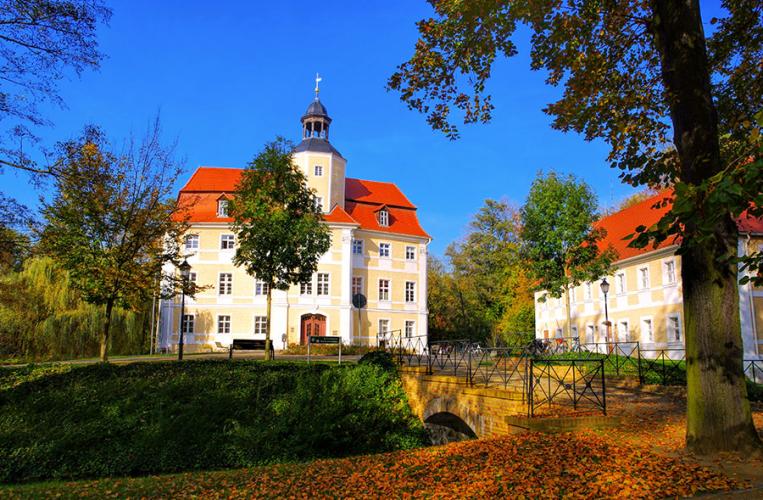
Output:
[1, 431, 746, 499]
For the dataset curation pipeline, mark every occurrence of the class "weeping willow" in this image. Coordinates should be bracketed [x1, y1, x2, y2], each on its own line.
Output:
[0, 257, 151, 360]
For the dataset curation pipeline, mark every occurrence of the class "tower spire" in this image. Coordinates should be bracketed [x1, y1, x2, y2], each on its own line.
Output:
[314, 73, 322, 99]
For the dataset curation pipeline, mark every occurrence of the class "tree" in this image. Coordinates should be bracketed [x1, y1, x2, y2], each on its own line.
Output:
[230, 138, 331, 360]
[40, 123, 186, 362]
[389, 0, 762, 455]
[521, 171, 614, 339]
[0, 0, 111, 174]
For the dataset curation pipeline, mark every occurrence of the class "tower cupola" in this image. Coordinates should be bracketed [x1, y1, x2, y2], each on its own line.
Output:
[301, 73, 331, 140]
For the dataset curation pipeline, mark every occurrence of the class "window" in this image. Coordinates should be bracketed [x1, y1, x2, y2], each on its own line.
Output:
[668, 315, 682, 342]
[405, 320, 415, 338]
[352, 239, 363, 255]
[185, 234, 199, 250]
[405, 246, 416, 261]
[317, 273, 329, 295]
[217, 199, 229, 217]
[378, 279, 390, 301]
[378, 208, 389, 227]
[571, 326, 578, 338]
[221, 234, 235, 250]
[641, 318, 654, 342]
[555, 328, 563, 338]
[639, 267, 650, 289]
[255, 279, 269, 296]
[352, 276, 363, 296]
[300, 280, 312, 295]
[379, 319, 390, 336]
[254, 316, 267, 335]
[188, 272, 197, 285]
[405, 281, 416, 303]
[315, 196, 323, 211]
[586, 325, 595, 343]
[218, 273, 232, 295]
[618, 320, 630, 342]
[217, 315, 231, 334]
[569, 286, 576, 304]
[314, 165, 323, 176]
[616, 272, 626, 294]
[665, 260, 676, 284]
[379, 242, 390, 258]
[181, 314, 194, 334]
[584, 282, 593, 301]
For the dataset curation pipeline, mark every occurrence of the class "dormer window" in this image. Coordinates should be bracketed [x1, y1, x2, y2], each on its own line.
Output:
[378, 208, 389, 227]
[217, 199, 229, 217]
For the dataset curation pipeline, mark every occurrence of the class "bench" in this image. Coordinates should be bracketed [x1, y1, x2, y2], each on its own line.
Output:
[228, 338, 275, 359]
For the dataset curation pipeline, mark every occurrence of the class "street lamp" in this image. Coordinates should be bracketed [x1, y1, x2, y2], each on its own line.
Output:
[600, 278, 611, 345]
[178, 259, 191, 361]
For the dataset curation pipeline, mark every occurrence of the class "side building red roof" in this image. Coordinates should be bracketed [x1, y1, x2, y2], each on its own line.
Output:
[597, 189, 762, 262]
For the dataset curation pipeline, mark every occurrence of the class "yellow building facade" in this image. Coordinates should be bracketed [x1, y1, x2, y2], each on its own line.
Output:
[158, 93, 430, 352]
[535, 192, 763, 360]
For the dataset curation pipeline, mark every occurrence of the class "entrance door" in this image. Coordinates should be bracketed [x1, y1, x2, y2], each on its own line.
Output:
[300, 314, 327, 344]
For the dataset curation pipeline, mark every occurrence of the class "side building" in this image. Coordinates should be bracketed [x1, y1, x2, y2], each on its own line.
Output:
[158, 94, 430, 352]
[534, 190, 763, 360]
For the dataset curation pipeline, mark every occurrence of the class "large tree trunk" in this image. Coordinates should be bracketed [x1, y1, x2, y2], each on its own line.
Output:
[100, 298, 114, 362]
[265, 285, 273, 361]
[651, 0, 762, 454]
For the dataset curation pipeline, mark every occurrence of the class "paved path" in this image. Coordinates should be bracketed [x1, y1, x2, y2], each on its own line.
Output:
[1, 352, 362, 369]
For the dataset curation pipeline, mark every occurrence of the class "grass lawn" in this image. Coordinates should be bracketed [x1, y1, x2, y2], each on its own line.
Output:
[0, 359, 426, 484]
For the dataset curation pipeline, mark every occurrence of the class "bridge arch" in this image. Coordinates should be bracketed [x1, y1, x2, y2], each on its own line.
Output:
[422, 396, 481, 442]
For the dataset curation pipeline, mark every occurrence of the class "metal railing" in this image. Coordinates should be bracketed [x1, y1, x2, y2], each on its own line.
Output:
[744, 359, 763, 384]
[528, 358, 606, 417]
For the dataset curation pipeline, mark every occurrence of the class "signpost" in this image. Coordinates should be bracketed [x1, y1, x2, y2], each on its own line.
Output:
[307, 335, 343, 364]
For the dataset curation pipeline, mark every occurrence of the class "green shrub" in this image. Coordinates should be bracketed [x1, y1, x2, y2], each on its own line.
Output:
[358, 350, 397, 371]
[747, 380, 763, 402]
[0, 360, 426, 484]
[281, 343, 374, 356]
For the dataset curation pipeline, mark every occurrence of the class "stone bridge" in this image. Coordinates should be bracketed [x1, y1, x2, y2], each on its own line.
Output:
[399, 365, 614, 439]
[400, 366, 528, 438]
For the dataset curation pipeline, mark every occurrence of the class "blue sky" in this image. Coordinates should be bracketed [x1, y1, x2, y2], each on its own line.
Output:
[1, 0, 725, 256]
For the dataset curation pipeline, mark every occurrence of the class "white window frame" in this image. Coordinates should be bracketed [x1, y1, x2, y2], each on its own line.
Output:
[378, 209, 389, 227]
[378, 279, 390, 301]
[315, 196, 323, 211]
[641, 316, 654, 343]
[405, 246, 416, 261]
[300, 280, 312, 295]
[405, 320, 415, 338]
[586, 324, 595, 344]
[217, 199, 229, 217]
[352, 239, 364, 255]
[667, 314, 682, 343]
[664, 260, 677, 285]
[569, 285, 576, 304]
[181, 314, 194, 334]
[255, 279, 269, 296]
[220, 234, 235, 250]
[254, 316, 267, 335]
[185, 234, 199, 250]
[616, 272, 626, 295]
[379, 242, 391, 258]
[218, 273, 232, 295]
[314, 165, 323, 176]
[405, 281, 416, 303]
[379, 319, 390, 336]
[570, 325, 578, 338]
[352, 276, 363, 296]
[584, 282, 593, 301]
[217, 315, 231, 334]
[617, 320, 630, 342]
[317, 273, 330, 296]
[639, 266, 650, 290]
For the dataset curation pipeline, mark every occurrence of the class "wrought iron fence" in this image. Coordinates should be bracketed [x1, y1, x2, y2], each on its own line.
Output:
[528, 358, 606, 417]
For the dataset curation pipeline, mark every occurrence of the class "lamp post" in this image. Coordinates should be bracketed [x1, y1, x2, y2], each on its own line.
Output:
[600, 278, 611, 346]
[178, 259, 191, 361]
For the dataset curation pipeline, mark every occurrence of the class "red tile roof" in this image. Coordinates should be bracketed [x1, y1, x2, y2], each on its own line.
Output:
[597, 189, 762, 262]
[176, 167, 429, 238]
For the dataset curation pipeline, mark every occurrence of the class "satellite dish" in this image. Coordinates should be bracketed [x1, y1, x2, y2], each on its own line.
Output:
[352, 293, 367, 309]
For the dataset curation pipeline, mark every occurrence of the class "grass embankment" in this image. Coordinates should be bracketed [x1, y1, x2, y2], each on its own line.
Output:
[0, 432, 745, 499]
[0, 359, 426, 484]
